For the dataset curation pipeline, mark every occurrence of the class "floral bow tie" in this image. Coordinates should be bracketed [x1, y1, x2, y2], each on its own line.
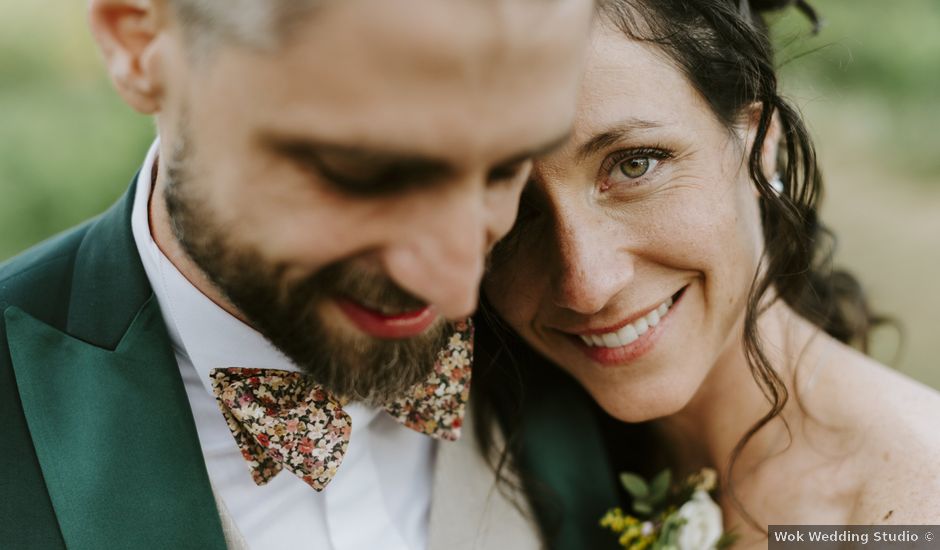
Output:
[209, 320, 472, 491]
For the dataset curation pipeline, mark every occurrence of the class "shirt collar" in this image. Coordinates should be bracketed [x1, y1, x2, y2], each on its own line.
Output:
[130, 138, 381, 426]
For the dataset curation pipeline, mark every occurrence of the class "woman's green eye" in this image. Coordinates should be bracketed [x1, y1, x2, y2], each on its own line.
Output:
[602, 149, 668, 189]
[619, 157, 654, 178]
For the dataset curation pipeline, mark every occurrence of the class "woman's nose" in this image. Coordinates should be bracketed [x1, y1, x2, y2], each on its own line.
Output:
[550, 215, 635, 315]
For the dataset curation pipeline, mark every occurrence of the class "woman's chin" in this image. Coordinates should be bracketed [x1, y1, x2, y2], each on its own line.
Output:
[588, 385, 695, 424]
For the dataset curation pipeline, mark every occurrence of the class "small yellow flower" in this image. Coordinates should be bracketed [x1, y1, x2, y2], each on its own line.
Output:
[601, 468, 728, 550]
[618, 530, 638, 547]
[600, 508, 626, 532]
[697, 467, 718, 492]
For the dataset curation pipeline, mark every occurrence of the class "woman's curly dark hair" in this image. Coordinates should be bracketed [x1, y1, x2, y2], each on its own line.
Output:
[471, 0, 888, 538]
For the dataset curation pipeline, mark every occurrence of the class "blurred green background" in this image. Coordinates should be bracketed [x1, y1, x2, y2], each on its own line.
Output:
[1, 1, 938, 388]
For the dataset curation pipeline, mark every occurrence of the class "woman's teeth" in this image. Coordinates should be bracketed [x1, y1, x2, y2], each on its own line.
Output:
[578, 296, 674, 348]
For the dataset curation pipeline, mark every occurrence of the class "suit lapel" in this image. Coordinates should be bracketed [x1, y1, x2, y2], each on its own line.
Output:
[64, 176, 153, 349]
[517, 367, 622, 550]
[6, 184, 226, 550]
[428, 410, 541, 550]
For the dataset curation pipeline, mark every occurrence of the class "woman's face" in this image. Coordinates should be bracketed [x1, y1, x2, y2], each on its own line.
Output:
[483, 24, 769, 422]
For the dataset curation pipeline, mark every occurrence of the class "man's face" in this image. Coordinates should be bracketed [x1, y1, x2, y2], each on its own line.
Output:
[154, 0, 592, 401]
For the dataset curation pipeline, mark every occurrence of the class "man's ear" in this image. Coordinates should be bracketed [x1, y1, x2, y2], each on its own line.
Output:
[88, 0, 169, 114]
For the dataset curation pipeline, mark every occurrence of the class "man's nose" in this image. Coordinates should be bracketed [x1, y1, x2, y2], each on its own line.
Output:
[550, 214, 635, 315]
[383, 180, 498, 320]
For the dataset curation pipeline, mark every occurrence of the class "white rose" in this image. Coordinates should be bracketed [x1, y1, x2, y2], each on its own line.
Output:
[675, 489, 724, 550]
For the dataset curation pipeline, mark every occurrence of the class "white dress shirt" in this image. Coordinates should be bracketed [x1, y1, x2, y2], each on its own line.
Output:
[130, 140, 435, 550]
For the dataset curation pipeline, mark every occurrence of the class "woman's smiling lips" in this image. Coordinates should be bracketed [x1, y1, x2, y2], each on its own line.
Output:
[561, 286, 687, 366]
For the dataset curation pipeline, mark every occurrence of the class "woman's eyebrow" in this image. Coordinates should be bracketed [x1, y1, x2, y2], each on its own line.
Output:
[575, 118, 662, 162]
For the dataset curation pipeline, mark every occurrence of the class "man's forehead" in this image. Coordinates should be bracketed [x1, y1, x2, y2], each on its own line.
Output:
[278, 0, 588, 75]
[302, 0, 582, 43]
[185, 0, 590, 170]
[200, 4, 584, 145]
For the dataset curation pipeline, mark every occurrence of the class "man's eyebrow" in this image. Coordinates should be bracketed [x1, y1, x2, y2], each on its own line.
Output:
[260, 128, 574, 175]
[494, 130, 575, 168]
[575, 118, 662, 162]
[261, 134, 450, 169]
[259, 134, 456, 189]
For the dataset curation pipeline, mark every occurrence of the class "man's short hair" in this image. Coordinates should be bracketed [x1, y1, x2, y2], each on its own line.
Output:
[168, 0, 319, 51]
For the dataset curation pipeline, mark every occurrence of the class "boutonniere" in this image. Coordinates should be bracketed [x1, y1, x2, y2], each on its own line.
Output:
[600, 467, 737, 550]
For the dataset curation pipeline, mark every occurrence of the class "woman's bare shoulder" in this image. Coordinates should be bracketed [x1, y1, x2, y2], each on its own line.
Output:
[816, 344, 940, 523]
[850, 439, 940, 524]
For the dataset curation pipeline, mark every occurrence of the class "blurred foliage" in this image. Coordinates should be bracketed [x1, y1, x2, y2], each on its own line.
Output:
[769, 0, 940, 177]
[1, 1, 938, 386]
[0, 1, 153, 261]
[766, 1, 940, 388]
[775, 0, 940, 100]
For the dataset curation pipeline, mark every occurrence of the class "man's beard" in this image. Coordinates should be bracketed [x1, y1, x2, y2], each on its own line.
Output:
[161, 144, 450, 405]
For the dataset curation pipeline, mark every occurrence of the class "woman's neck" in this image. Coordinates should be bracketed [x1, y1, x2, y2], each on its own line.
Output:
[652, 303, 821, 481]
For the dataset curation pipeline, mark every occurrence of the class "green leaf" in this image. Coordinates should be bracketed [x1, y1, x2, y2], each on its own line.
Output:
[620, 472, 650, 499]
[632, 501, 653, 516]
[715, 530, 740, 550]
[649, 469, 672, 505]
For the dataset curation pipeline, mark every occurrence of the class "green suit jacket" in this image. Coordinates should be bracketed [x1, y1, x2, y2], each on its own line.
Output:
[0, 178, 620, 549]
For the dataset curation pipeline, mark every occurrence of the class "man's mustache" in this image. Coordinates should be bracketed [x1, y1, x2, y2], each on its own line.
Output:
[291, 261, 428, 313]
